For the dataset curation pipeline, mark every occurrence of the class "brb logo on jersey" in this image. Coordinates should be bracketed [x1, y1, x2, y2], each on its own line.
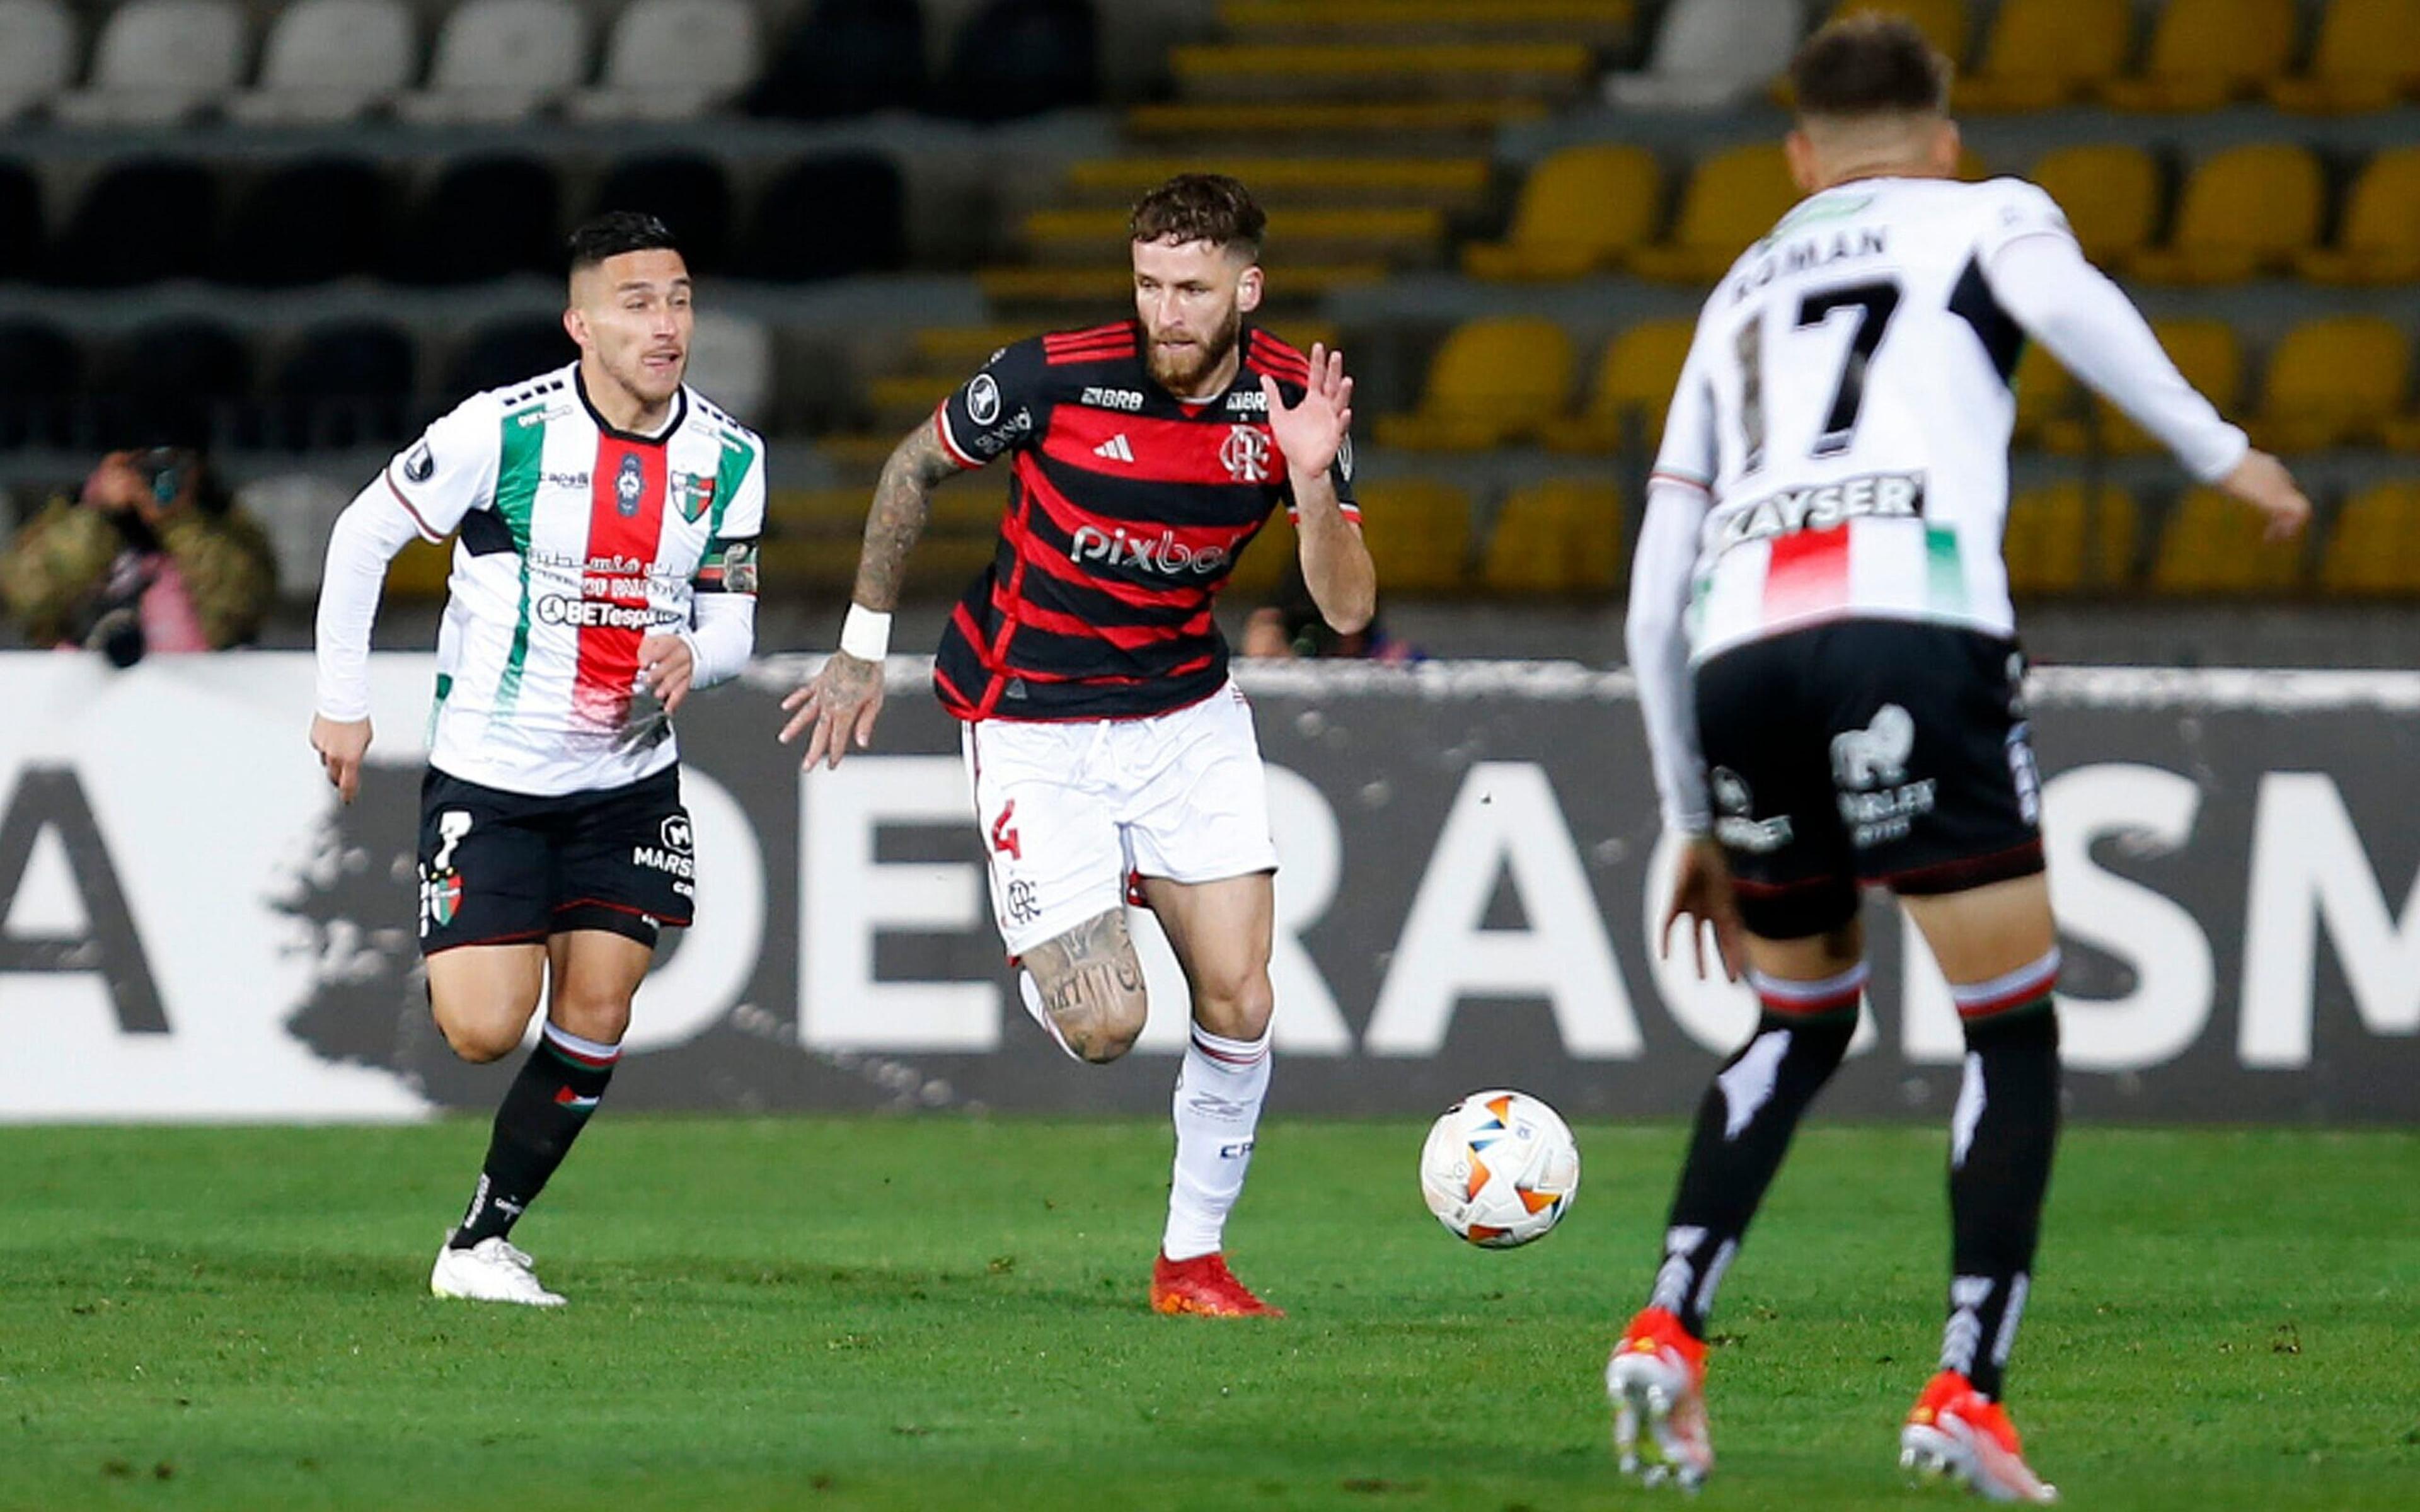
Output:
[1069, 524, 1232, 576]
[1220, 425, 1272, 484]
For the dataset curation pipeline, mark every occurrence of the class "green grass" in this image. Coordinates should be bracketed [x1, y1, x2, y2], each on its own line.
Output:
[1, 1119, 2414, 1511]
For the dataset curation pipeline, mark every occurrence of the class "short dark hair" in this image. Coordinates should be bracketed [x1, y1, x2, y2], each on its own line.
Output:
[568, 211, 681, 273]
[1129, 174, 1265, 259]
[1790, 13, 1952, 119]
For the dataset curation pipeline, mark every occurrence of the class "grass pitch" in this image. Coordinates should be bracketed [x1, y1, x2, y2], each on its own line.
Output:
[2, 1118, 2413, 1511]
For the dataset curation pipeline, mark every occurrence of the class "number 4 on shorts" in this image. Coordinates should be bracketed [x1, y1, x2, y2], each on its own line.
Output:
[990, 801, 1021, 861]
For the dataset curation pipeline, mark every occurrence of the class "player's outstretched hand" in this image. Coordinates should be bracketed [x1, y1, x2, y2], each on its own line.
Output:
[780, 651, 886, 771]
[1661, 834, 1744, 983]
[1261, 341, 1354, 479]
[2218, 449, 2313, 543]
[637, 633, 694, 715]
[309, 714, 372, 805]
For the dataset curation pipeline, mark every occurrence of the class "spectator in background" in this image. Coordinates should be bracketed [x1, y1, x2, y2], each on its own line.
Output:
[0, 447, 277, 664]
[1242, 560, 1418, 662]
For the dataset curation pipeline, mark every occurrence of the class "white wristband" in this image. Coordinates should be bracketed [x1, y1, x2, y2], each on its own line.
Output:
[839, 604, 892, 662]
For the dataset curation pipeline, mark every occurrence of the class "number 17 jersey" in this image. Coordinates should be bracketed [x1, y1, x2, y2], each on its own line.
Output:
[1655, 175, 2070, 664]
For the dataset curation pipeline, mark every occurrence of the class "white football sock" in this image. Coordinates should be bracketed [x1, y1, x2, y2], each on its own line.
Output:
[1161, 1023, 1272, 1262]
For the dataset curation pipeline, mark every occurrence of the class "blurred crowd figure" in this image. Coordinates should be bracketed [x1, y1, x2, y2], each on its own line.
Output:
[1, 449, 278, 663]
[1242, 562, 1419, 663]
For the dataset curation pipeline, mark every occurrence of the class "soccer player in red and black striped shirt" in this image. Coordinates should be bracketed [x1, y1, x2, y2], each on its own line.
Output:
[785, 175, 1374, 1316]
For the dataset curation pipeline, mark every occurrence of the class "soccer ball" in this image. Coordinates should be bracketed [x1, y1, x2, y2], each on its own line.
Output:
[1418, 1089, 1580, 1248]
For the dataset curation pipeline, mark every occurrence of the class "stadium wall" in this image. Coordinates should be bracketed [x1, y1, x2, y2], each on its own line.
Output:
[1, 653, 2414, 1125]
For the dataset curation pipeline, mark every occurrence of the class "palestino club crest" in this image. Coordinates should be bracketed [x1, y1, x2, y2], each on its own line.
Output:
[1220, 425, 1272, 484]
[674, 472, 716, 523]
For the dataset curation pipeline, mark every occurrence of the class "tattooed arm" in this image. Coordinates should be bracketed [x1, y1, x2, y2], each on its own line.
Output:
[1021, 908, 1150, 1063]
[780, 423, 962, 769]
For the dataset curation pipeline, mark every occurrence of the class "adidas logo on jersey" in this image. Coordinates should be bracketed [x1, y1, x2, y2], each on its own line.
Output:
[1093, 434, 1136, 463]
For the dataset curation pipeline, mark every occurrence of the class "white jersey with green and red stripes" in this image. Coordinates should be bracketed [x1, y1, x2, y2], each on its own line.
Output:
[1654, 176, 2062, 665]
[384, 364, 766, 796]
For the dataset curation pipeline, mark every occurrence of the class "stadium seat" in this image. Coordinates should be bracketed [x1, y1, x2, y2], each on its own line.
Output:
[1956, 0, 2132, 112]
[51, 0, 249, 127]
[939, 0, 1098, 122]
[2268, 0, 2420, 114]
[570, 0, 760, 122]
[2247, 316, 2411, 454]
[743, 154, 907, 280]
[1605, 0, 1802, 112]
[1354, 478, 1473, 593]
[102, 318, 251, 447]
[2011, 340, 2080, 446]
[49, 158, 218, 287]
[2126, 144, 2322, 285]
[395, 0, 589, 125]
[0, 0, 76, 122]
[1220, 0, 1637, 48]
[0, 159, 40, 280]
[1630, 144, 1799, 284]
[1541, 319, 1694, 454]
[1375, 318, 1576, 451]
[2295, 147, 2420, 285]
[447, 318, 576, 397]
[1066, 156, 1487, 212]
[1172, 42, 1593, 106]
[2044, 319, 2242, 456]
[746, 0, 925, 120]
[216, 158, 391, 287]
[1463, 146, 1661, 281]
[1824, 1, 1969, 67]
[1480, 479, 1622, 595]
[2317, 482, 2420, 595]
[2002, 481, 2137, 593]
[386, 537, 454, 598]
[2099, 0, 2296, 112]
[225, 0, 414, 125]
[0, 319, 79, 449]
[1027, 205, 1440, 267]
[270, 321, 417, 450]
[593, 154, 735, 275]
[2029, 144, 2162, 266]
[2150, 486, 2304, 595]
[388, 157, 562, 286]
[686, 310, 775, 423]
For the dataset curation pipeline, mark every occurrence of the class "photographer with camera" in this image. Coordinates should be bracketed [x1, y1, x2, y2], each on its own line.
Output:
[1, 447, 278, 663]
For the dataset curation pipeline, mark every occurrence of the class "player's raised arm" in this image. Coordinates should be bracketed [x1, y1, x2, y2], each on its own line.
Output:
[1983, 202, 2312, 541]
[1267, 342, 1374, 635]
[309, 403, 496, 803]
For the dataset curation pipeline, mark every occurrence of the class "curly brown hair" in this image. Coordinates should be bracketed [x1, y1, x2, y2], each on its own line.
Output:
[1129, 173, 1266, 258]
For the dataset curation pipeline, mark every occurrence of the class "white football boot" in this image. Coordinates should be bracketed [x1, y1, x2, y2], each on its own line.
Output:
[430, 1232, 566, 1307]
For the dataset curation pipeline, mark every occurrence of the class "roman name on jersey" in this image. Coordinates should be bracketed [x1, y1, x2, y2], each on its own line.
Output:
[1731, 226, 1889, 304]
[1068, 524, 1233, 576]
[1720, 471, 1928, 551]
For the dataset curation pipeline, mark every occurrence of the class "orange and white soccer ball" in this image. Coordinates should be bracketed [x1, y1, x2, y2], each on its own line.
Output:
[1419, 1089, 1580, 1248]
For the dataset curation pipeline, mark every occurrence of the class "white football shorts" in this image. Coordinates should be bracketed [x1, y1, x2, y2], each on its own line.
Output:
[960, 679, 1279, 959]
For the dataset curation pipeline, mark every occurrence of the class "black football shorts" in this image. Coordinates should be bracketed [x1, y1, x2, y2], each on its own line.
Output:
[1694, 619, 2046, 940]
[415, 765, 694, 954]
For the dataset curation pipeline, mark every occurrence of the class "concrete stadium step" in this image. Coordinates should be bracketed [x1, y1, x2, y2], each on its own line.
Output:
[1216, 0, 1635, 48]
[1124, 100, 1546, 151]
[1063, 156, 1492, 212]
[1169, 43, 1597, 104]
[1021, 205, 1446, 266]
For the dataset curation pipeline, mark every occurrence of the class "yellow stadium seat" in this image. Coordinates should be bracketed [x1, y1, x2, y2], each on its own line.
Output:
[1828, 1, 1970, 63]
[1463, 145, 1662, 281]
[1957, 0, 2134, 112]
[2296, 147, 2420, 285]
[1023, 207, 1444, 266]
[386, 538, 451, 600]
[2031, 144, 2162, 265]
[2150, 486, 2305, 595]
[2248, 317, 2412, 453]
[2126, 144, 2322, 284]
[1374, 317, 1576, 450]
[2319, 483, 2420, 595]
[1480, 479, 1623, 595]
[2100, 0, 2297, 112]
[2044, 319, 2244, 456]
[1218, 0, 1637, 49]
[1355, 478, 1474, 593]
[1630, 144, 1801, 285]
[1169, 43, 1596, 105]
[764, 488, 878, 593]
[2012, 341, 2080, 445]
[1222, 507, 1298, 600]
[1541, 319, 1695, 454]
[2002, 482, 2138, 593]
[2268, 0, 2420, 113]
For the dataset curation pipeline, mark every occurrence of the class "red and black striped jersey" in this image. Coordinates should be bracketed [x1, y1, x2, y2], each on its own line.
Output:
[929, 321, 1359, 722]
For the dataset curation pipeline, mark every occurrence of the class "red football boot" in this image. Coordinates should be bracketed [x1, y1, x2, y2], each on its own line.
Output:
[1150, 1252, 1283, 1317]
[1901, 1369, 2059, 1503]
